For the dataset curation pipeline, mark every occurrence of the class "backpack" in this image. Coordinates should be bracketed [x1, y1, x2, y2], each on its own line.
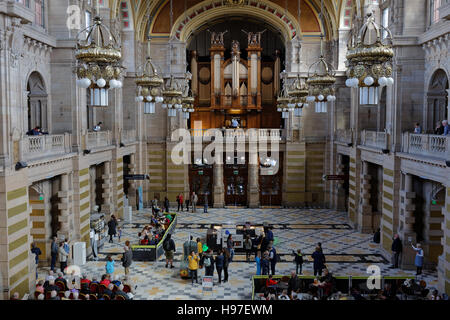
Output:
[204, 256, 211, 267]
[163, 239, 171, 251]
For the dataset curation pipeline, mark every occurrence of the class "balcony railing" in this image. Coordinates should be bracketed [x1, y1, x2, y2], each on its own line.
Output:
[85, 131, 112, 149]
[335, 129, 353, 145]
[189, 128, 285, 141]
[22, 133, 72, 161]
[121, 129, 136, 144]
[360, 130, 388, 149]
[402, 133, 450, 159]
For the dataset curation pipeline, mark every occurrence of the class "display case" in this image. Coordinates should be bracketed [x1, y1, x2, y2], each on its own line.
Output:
[90, 213, 107, 249]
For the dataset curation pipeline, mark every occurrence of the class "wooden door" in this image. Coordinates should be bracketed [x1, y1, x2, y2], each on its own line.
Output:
[189, 165, 213, 206]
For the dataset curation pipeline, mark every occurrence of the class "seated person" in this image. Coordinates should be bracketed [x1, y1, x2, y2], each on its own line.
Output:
[114, 284, 130, 300]
[45, 279, 60, 293]
[10, 292, 20, 300]
[55, 272, 68, 290]
[148, 235, 157, 245]
[102, 283, 115, 300]
[278, 289, 290, 300]
[111, 275, 121, 287]
[61, 291, 71, 300]
[90, 277, 99, 285]
[80, 282, 90, 295]
[80, 274, 91, 286]
[266, 275, 278, 288]
[100, 274, 111, 287]
[36, 280, 45, 294]
[350, 287, 366, 300]
[49, 290, 60, 300]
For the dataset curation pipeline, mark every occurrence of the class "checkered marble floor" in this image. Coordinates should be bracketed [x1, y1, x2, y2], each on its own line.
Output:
[38, 208, 438, 300]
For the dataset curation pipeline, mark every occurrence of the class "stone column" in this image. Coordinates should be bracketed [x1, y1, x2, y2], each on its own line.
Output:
[57, 174, 73, 262]
[358, 161, 373, 233]
[446, 89, 450, 120]
[399, 173, 417, 269]
[101, 161, 113, 214]
[248, 151, 259, 208]
[213, 163, 224, 208]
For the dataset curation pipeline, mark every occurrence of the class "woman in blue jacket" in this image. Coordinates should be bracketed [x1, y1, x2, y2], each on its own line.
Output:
[255, 251, 261, 275]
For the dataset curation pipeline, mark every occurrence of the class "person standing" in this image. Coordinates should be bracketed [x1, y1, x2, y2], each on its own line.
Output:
[58, 242, 68, 273]
[191, 192, 198, 213]
[122, 241, 133, 275]
[413, 122, 421, 134]
[107, 215, 117, 243]
[203, 249, 215, 277]
[442, 120, 449, 136]
[312, 246, 325, 276]
[196, 237, 203, 260]
[226, 234, 234, 262]
[188, 251, 199, 285]
[293, 249, 304, 275]
[434, 121, 445, 135]
[215, 250, 225, 284]
[203, 194, 208, 213]
[390, 234, 402, 269]
[31, 242, 41, 279]
[222, 248, 230, 283]
[163, 234, 176, 269]
[185, 194, 190, 212]
[268, 244, 277, 276]
[93, 122, 103, 132]
[50, 236, 58, 272]
[255, 251, 261, 275]
[261, 251, 270, 275]
[244, 235, 252, 261]
[176, 193, 183, 212]
[164, 196, 170, 213]
[411, 243, 424, 275]
[105, 255, 115, 275]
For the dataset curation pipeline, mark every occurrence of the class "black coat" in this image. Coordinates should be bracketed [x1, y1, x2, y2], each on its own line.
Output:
[391, 238, 402, 252]
[108, 219, 117, 236]
[312, 251, 325, 269]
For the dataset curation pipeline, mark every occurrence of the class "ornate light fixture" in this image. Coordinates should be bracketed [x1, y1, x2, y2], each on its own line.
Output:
[345, 11, 394, 105]
[162, 76, 183, 117]
[288, 76, 309, 117]
[182, 88, 195, 119]
[75, 13, 123, 107]
[277, 78, 294, 119]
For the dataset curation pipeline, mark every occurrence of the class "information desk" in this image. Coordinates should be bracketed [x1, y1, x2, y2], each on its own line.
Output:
[251, 275, 415, 300]
[131, 213, 177, 261]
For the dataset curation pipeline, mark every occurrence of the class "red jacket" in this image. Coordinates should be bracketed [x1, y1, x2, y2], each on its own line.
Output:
[266, 279, 278, 287]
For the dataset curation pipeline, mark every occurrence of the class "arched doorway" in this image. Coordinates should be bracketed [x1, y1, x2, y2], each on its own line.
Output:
[27, 72, 48, 133]
[427, 69, 449, 132]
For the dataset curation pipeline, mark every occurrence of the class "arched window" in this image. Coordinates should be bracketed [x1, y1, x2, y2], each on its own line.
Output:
[34, 0, 45, 28]
[27, 72, 48, 133]
[427, 69, 449, 132]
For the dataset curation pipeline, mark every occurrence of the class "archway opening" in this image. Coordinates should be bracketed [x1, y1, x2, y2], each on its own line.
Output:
[427, 69, 449, 133]
[27, 72, 48, 134]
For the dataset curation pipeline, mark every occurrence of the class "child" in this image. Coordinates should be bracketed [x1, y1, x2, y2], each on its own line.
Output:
[293, 249, 304, 275]
[117, 227, 122, 242]
[105, 255, 115, 275]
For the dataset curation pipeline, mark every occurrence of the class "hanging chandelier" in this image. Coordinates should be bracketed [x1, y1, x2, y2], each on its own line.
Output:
[305, 0, 336, 114]
[345, 11, 394, 105]
[277, 78, 294, 119]
[162, 76, 183, 117]
[75, 15, 123, 107]
[288, 76, 309, 117]
[182, 88, 195, 119]
[135, 38, 164, 114]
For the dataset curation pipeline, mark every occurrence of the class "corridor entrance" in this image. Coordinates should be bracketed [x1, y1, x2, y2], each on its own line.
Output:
[189, 164, 213, 206]
[224, 164, 248, 206]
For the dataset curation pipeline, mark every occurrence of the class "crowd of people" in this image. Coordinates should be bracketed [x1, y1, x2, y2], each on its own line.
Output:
[413, 120, 449, 135]
[10, 270, 137, 300]
[137, 210, 174, 245]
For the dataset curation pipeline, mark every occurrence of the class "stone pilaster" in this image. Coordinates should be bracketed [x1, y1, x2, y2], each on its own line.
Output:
[358, 161, 373, 233]
[127, 153, 137, 209]
[213, 163, 224, 208]
[101, 161, 114, 215]
[336, 154, 347, 211]
[438, 185, 450, 295]
[248, 152, 259, 208]
[57, 174, 74, 252]
[399, 173, 417, 269]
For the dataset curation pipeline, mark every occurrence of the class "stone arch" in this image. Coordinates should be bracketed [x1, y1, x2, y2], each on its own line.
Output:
[426, 69, 449, 131]
[26, 71, 48, 133]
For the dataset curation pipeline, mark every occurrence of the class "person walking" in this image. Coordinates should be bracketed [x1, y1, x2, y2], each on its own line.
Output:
[215, 250, 224, 284]
[311, 246, 326, 276]
[107, 215, 117, 243]
[122, 241, 133, 275]
[58, 242, 68, 273]
[268, 244, 277, 275]
[31, 242, 41, 279]
[163, 234, 176, 268]
[105, 255, 115, 275]
[188, 251, 199, 285]
[164, 196, 170, 213]
[293, 249, 304, 275]
[390, 234, 402, 269]
[50, 236, 58, 272]
[411, 243, 424, 275]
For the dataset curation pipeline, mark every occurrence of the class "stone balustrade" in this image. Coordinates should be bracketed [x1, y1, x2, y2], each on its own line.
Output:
[335, 129, 353, 144]
[22, 133, 72, 161]
[360, 130, 388, 149]
[85, 131, 112, 150]
[189, 128, 285, 141]
[402, 133, 450, 159]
